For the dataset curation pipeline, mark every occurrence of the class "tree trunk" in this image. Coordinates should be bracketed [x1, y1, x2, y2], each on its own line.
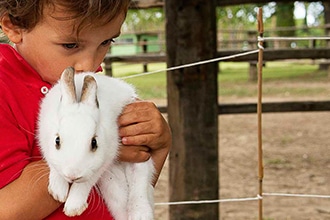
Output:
[276, 2, 295, 48]
[323, 2, 330, 42]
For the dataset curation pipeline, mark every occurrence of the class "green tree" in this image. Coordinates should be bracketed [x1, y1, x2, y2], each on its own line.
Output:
[124, 8, 164, 32]
[216, 5, 259, 30]
[276, 2, 295, 48]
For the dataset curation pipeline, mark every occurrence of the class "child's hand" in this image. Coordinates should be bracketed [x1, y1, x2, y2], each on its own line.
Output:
[117, 100, 171, 184]
[117, 101, 171, 163]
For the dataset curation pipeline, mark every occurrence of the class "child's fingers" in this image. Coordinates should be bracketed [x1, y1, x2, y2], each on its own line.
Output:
[121, 134, 155, 147]
[119, 121, 159, 137]
[117, 145, 151, 162]
[118, 101, 160, 126]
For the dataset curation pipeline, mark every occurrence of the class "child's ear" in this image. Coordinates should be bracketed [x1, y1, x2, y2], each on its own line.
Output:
[1, 14, 23, 44]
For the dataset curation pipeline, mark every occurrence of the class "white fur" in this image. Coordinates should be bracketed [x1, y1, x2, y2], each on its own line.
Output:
[37, 67, 155, 219]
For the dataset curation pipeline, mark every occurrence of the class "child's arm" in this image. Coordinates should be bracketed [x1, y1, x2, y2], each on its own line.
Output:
[118, 101, 172, 185]
[0, 160, 61, 220]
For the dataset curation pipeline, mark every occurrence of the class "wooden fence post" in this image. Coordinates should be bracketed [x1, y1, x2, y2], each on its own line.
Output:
[142, 39, 148, 72]
[165, 0, 219, 219]
[105, 47, 113, 76]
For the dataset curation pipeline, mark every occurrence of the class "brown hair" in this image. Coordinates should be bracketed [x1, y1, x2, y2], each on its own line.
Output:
[0, 0, 130, 31]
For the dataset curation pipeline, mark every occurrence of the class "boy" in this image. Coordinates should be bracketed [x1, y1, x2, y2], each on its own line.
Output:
[0, 0, 171, 219]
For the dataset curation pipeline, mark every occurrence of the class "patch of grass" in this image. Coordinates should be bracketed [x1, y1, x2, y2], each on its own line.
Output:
[218, 62, 250, 82]
[125, 73, 167, 99]
[112, 62, 167, 99]
[218, 61, 320, 83]
[219, 61, 328, 98]
[262, 62, 321, 81]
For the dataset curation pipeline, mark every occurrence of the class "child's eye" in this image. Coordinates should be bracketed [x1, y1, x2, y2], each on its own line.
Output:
[62, 43, 79, 49]
[101, 39, 115, 46]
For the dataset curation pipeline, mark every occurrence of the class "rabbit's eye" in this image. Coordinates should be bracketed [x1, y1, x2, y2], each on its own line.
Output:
[91, 138, 98, 152]
[55, 136, 61, 150]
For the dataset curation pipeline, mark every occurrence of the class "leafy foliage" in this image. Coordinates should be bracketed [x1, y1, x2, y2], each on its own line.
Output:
[123, 8, 164, 32]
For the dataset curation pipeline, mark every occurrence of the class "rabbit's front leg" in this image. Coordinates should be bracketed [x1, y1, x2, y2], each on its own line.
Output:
[126, 159, 155, 220]
[63, 182, 94, 217]
[99, 165, 129, 220]
[48, 168, 69, 203]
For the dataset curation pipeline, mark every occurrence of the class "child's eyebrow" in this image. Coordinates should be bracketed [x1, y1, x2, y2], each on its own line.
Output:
[57, 31, 121, 43]
[57, 35, 79, 42]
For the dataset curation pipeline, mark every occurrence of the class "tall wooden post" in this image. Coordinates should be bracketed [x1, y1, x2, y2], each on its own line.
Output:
[165, 1, 219, 219]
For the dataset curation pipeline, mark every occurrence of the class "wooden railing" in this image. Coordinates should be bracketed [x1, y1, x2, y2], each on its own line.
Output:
[104, 24, 330, 115]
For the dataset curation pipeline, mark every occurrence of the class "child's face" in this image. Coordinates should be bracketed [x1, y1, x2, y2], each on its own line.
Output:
[15, 6, 125, 84]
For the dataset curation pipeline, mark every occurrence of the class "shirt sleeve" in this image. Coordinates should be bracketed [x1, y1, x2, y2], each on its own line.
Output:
[0, 94, 32, 188]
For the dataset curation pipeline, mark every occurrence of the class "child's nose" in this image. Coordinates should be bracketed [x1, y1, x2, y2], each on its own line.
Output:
[74, 64, 93, 73]
[74, 58, 96, 73]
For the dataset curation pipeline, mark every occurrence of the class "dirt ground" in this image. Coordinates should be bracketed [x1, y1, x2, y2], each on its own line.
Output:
[151, 82, 330, 220]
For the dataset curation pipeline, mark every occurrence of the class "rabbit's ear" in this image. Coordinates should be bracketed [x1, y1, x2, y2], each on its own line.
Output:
[60, 67, 77, 104]
[81, 75, 99, 108]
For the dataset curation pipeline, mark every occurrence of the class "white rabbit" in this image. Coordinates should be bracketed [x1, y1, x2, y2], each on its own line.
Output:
[37, 67, 155, 219]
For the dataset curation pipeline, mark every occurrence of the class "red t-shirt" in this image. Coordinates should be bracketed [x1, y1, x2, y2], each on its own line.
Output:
[0, 44, 114, 219]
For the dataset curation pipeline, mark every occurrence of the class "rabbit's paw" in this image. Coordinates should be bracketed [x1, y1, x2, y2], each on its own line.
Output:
[48, 177, 69, 203]
[63, 200, 88, 217]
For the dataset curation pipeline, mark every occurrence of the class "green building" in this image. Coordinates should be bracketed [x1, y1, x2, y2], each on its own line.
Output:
[110, 32, 162, 55]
